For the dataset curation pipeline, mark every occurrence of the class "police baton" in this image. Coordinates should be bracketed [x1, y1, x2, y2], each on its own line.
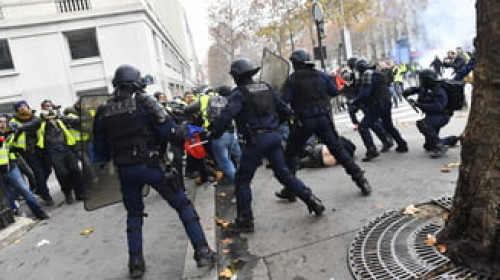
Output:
[403, 97, 420, 114]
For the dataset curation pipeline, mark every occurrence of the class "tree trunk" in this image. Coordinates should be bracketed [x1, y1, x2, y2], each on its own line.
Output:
[437, 1, 500, 277]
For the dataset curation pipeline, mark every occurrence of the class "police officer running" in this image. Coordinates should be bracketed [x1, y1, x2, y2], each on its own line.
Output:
[210, 58, 325, 233]
[402, 69, 458, 158]
[352, 58, 408, 161]
[275, 49, 372, 202]
[93, 65, 215, 278]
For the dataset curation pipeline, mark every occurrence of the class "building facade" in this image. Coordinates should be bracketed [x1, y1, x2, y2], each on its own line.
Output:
[0, 0, 194, 113]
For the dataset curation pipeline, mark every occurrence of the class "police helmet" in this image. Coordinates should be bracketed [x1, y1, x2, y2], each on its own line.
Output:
[354, 58, 370, 73]
[347, 57, 359, 70]
[112, 65, 144, 88]
[216, 85, 232, 97]
[229, 58, 260, 77]
[418, 69, 438, 87]
[289, 48, 311, 64]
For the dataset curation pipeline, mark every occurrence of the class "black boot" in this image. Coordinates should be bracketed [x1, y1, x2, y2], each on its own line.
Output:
[395, 143, 409, 152]
[128, 258, 146, 279]
[65, 194, 74, 204]
[430, 143, 448, 158]
[362, 148, 379, 162]
[353, 173, 372, 196]
[275, 188, 297, 202]
[380, 137, 394, 153]
[194, 246, 216, 267]
[305, 193, 325, 216]
[228, 217, 254, 233]
[35, 210, 50, 220]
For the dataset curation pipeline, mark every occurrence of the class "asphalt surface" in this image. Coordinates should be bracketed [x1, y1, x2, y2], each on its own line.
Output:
[0, 93, 470, 280]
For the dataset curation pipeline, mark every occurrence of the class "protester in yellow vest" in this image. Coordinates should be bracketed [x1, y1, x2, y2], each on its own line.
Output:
[0, 116, 49, 219]
[9, 100, 55, 206]
[38, 99, 84, 204]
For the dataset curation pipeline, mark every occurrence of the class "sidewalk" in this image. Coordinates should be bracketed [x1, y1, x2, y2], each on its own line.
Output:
[210, 108, 467, 279]
[0, 106, 468, 280]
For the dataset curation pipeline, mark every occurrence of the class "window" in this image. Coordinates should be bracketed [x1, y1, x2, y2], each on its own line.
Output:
[65, 28, 100, 60]
[0, 40, 14, 70]
[56, 0, 91, 13]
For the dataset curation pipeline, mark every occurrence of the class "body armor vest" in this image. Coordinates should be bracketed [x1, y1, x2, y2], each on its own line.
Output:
[291, 69, 330, 111]
[240, 83, 277, 121]
[100, 96, 158, 166]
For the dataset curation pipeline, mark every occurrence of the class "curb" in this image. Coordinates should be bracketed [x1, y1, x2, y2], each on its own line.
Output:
[0, 217, 37, 249]
[182, 182, 217, 280]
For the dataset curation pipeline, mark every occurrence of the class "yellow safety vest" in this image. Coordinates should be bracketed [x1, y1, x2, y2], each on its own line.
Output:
[65, 113, 90, 142]
[0, 141, 9, 168]
[8, 119, 27, 151]
[199, 95, 211, 128]
[36, 119, 76, 149]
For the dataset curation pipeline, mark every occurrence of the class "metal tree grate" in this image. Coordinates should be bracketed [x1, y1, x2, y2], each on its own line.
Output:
[348, 197, 499, 280]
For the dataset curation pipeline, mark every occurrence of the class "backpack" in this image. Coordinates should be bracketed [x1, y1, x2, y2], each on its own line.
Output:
[206, 96, 228, 122]
[439, 80, 465, 111]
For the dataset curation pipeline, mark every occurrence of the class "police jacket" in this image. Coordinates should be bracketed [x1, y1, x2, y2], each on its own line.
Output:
[210, 79, 288, 141]
[93, 91, 175, 166]
[405, 86, 448, 115]
[352, 69, 391, 107]
[282, 68, 339, 117]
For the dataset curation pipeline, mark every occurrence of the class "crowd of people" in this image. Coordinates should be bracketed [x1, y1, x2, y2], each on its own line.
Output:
[0, 42, 473, 278]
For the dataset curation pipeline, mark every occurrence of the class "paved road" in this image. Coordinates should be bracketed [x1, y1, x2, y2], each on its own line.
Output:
[0, 97, 470, 279]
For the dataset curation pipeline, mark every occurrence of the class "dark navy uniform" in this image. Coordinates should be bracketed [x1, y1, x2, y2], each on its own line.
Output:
[353, 59, 408, 161]
[276, 49, 371, 201]
[210, 58, 325, 233]
[93, 65, 215, 278]
[403, 69, 458, 157]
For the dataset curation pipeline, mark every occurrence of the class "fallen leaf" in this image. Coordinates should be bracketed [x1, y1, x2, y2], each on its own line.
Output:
[440, 168, 451, 173]
[403, 204, 420, 215]
[424, 234, 437, 246]
[436, 244, 447, 253]
[219, 192, 227, 197]
[13, 239, 21, 244]
[214, 217, 231, 228]
[219, 268, 233, 278]
[373, 204, 385, 209]
[220, 238, 233, 245]
[79, 228, 94, 236]
[442, 212, 450, 220]
[445, 162, 460, 168]
[222, 249, 231, 254]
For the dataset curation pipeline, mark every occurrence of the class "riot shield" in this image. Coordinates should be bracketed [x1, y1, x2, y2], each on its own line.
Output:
[260, 48, 290, 95]
[78, 95, 149, 211]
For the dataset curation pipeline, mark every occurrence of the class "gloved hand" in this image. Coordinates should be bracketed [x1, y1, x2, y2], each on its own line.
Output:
[348, 101, 359, 113]
[402, 89, 413, 98]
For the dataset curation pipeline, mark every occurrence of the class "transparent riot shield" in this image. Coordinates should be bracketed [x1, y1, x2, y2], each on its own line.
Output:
[260, 47, 291, 95]
[78, 95, 149, 211]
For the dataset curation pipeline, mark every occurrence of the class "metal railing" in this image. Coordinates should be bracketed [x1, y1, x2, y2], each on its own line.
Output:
[56, 0, 91, 13]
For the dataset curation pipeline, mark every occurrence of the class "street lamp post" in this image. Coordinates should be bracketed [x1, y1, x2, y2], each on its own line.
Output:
[312, 1, 326, 71]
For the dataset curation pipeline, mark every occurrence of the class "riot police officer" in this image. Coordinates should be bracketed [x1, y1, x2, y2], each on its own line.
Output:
[93, 65, 215, 278]
[210, 58, 325, 233]
[345, 57, 394, 153]
[403, 69, 456, 158]
[274, 49, 372, 203]
[352, 58, 408, 161]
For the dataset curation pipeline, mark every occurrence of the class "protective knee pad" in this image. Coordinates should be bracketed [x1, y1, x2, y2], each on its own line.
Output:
[416, 120, 429, 135]
[168, 192, 199, 226]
